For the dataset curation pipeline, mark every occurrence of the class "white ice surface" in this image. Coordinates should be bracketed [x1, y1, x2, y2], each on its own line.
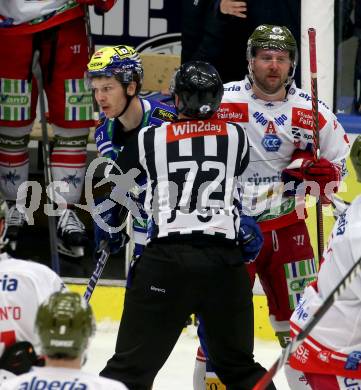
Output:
[84, 322, 289, 389]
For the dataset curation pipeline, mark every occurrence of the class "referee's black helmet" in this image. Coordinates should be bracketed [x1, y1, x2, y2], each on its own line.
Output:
[172, 61, 223, 119]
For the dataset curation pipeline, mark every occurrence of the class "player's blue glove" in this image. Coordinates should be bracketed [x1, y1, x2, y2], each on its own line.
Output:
[93, 197, 129, 254]
[239, 216, 263, 263]
[94, 117, 118, 160]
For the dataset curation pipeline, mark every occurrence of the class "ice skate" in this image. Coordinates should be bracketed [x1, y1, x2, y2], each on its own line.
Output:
[5, 201, 27, 250]
[57, 209, 88, 258]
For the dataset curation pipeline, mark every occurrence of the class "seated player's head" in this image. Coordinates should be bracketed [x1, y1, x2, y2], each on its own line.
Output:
[247, 24, 298, 94]
[86, 45, 143, 118]
[171, 60, 223, 119]
[35, 291, 95, 362]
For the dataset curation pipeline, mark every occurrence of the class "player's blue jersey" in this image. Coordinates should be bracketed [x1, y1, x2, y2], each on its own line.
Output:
[94, 98, 177, 257]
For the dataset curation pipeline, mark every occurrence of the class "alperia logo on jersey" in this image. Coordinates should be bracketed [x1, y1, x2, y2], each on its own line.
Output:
[213, 103, 249, 122]
[167, 120, 227, 142]
[291, 107, 326, 130]
[19, 376, 87, 390]
[0, 275, 18, 291]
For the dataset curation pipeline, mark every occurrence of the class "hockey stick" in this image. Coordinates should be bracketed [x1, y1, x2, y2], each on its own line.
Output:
[252, 255, 361, 390]
[32, 51, 60, 274]
[83, 5, 100, 121]
[330, 195, 350, 219]
[83, 247, 110, 302]
[308, 28, 324, 263]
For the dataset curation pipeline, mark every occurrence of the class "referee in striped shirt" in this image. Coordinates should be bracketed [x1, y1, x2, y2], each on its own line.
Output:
[100, 61, 276, 390]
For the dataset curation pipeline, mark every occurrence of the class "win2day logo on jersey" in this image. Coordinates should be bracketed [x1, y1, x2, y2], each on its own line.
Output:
[166, 120, 227, 142]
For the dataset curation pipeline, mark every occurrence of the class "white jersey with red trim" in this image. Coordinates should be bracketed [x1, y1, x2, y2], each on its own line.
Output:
[215, 77, 350, 232]
[289, 195, 361, 378]
[0, 0, 79, 27]
[0, 253, 64, 356]
[0, 366, 128, 390]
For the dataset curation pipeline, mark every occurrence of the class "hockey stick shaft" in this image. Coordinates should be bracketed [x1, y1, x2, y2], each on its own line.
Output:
[308, 27, 324, 262]
[84, 248, 110, 303]
[253, 255, 361, 390]
[32, 51, 60, 274]
[83, 5, 99, 121]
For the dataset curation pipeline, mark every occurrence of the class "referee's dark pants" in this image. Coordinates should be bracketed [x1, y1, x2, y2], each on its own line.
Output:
[100, 238, 276, 390]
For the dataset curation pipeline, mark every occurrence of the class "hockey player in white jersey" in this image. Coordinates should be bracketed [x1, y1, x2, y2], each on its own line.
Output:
[194, 24, 350, 390]
[0, 198, 65, 383]
[0, 291, 128, 390]
[287, 136, 361, 390]
[0, 0, 115, 256]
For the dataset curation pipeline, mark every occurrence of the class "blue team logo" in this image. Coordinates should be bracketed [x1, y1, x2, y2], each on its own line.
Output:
[1, 170, 21, 186]
[345, 351, 361, 370]
[261, 134, 282, 152]
[62, 173, 82, 189]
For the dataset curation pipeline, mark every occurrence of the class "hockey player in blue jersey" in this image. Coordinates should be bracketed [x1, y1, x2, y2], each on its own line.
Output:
[86, 45, 177, 258]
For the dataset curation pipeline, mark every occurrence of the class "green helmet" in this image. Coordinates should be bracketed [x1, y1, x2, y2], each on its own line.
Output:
[247, 24, 298, 82]
[351, 135, 361, 182]
[35, 292, 95, 359]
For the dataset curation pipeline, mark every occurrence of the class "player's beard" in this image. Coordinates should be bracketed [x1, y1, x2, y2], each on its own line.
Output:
[253, 72, 287, 96]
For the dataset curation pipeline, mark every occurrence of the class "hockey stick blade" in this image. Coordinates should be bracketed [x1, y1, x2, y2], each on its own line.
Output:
[84, 248, 110, 303]
[252, 255, 361, 390]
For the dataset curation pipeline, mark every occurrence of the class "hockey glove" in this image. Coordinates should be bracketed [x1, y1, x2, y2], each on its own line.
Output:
[300, 158, 340, 197]
[0, 341, 44, 375]
[282, 150, 340, 198]
[239, 216, 263, 263]
[95, 117, 118, 160]
[76, 0, 116, 13]
[93, 197, 129, 254]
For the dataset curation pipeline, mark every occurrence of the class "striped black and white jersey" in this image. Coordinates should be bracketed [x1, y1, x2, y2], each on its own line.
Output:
[114, 118, 249, 242]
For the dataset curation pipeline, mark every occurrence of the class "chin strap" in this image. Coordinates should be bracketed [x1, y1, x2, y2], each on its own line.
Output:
[117, 93, 135, 118]
[247, 60, 294, 98]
